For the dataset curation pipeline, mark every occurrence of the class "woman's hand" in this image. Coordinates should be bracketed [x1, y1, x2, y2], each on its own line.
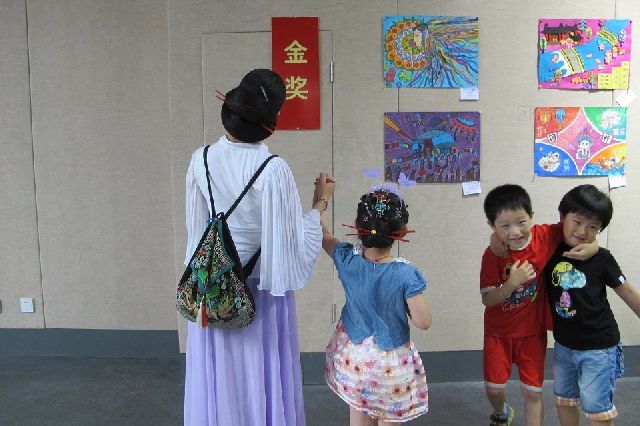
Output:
[313, 172, 335, 212]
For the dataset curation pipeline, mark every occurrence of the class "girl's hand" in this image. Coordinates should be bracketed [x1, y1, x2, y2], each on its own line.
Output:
[314, 172, 336, 199]
[313, 172, 335, 212]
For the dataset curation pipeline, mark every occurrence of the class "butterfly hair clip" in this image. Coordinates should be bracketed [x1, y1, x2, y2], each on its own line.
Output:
[398, 172, 416, 186]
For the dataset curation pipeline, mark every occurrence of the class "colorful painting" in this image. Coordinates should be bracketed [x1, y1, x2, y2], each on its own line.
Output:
[538, 19, 632, 90]
[384, 112, 480, 183]
[383, 16, 479, 88]
[534, 107, 626, 176]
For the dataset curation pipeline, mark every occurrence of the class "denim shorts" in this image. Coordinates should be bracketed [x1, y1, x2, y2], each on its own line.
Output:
[553, 341, 624, 420]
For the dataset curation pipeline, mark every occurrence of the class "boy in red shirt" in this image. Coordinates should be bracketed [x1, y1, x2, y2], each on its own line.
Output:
[480, 184, 596, 426]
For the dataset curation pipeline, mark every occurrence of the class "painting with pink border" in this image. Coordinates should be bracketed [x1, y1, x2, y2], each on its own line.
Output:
[538, 19, 631, 90]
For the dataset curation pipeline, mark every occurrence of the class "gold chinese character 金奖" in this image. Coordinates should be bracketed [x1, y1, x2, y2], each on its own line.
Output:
[284, 40, 308, 64]
[285, 76, 309, 100]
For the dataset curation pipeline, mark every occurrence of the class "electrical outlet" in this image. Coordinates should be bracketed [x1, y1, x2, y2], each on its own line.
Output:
[20, 298, 34, 313]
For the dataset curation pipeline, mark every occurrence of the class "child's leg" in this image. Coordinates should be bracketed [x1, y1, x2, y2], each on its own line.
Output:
[349, 407, 375, 426]
[590, 420, 613, 426]
[575, 344, 622, 425]
[514, 333, 547, 426]
[554, 342, 622, 425]
[484, 335, 513, 415]
[485, 385, 507, 413]
[553, 341, 581, 426]
[556, 405, 580, 426]
[520, 386, 543, 426]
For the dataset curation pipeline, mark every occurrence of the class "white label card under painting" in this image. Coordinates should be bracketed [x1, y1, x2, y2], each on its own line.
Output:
[462, 180, 482, 195]
[384, 112, 480, 183]
[534, 107, 627, 176]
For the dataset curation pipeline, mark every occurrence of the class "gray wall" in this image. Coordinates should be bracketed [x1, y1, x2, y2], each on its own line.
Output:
[1, 0, 639, 357]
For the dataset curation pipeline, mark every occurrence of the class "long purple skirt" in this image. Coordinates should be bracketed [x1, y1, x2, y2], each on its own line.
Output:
[184, 278, 306, 426]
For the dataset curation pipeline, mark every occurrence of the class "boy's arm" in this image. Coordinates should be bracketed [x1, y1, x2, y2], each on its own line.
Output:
[614, 282, 640, 318]
[320, 212, 339, 258]
[563, 240, 598, 261]
[488, 232, 508, 258]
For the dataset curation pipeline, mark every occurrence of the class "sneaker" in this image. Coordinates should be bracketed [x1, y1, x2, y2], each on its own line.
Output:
[489, 403, 515, 425]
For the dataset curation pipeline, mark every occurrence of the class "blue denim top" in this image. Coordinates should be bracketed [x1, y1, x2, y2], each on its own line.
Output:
[333, 243, 427, 350]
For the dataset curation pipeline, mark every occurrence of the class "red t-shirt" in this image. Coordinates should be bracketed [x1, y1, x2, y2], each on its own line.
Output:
[480, 223, 562, 338]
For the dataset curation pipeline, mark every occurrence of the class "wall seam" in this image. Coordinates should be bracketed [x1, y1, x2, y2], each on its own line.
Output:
[24, 0, 46, 327]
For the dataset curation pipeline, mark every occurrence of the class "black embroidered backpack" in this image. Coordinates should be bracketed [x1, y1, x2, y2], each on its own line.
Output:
[177, 145, 277, 328]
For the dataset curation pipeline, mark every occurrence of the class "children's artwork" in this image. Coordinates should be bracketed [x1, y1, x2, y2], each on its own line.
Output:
[383, 16, 479, 88]
[538, 19, 632, 90]
[384, 112, 480, 183]
[534, 107, 627, 176]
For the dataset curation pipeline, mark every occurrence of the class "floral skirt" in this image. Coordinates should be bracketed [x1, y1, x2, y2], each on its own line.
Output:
[325, 323, 428, 422]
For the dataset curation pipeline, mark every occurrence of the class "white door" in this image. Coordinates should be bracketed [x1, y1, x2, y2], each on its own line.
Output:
[199, 31, 336, 352]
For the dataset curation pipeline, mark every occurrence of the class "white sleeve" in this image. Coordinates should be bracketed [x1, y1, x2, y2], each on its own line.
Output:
[184, 151, 210, 265]
[258, 158, 323, 295]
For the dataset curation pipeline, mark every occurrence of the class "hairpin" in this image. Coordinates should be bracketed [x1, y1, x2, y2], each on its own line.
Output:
[342, 224, 414, 243]
[259, 85, 269, 101]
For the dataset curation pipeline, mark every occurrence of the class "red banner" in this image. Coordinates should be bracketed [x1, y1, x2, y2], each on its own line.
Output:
[272, 17, 320, 130]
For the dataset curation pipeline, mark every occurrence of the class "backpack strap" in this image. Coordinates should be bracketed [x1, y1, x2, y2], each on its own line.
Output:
[203, 145, 216, 218]
[202, 146, 277, 277]
[228, 154, 278, 279]
[224, 154, 278, 220]
[203, 146, 278, 220]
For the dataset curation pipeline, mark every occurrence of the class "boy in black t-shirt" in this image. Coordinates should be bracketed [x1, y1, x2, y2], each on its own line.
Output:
[545, 185, 640, 426]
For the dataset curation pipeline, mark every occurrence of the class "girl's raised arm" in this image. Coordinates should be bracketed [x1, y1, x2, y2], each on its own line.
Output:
[321, 212, 339, 258]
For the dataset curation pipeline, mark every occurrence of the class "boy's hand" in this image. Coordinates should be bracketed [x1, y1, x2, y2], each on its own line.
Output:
[507, 260, 536, 288]
[563, 240, 598, 261]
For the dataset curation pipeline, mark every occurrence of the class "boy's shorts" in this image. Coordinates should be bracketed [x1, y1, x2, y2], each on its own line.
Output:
[553, 341, 624, 421]
[483, 333, 547, 392]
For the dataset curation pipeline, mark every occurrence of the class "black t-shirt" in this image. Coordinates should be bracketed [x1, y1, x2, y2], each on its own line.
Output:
[544, 243, 626, 350]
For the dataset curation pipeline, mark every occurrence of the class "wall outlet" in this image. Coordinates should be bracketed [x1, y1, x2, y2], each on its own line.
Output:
[20, 298, 35, 313]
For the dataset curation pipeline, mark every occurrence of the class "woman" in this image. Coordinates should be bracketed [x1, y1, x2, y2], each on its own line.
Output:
[183, 69, 335, 426]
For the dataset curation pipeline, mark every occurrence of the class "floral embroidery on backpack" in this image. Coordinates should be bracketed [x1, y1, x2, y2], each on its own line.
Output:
[176, 145, 277, 328]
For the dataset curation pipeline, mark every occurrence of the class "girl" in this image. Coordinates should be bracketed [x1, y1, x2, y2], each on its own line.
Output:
[320, 185, 431, 425]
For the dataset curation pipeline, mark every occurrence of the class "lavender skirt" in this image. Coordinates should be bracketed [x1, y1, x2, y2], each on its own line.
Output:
[184, 278, 305, 426]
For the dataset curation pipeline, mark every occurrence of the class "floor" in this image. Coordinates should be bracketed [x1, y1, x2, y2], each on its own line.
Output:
[1, 356, 638, 425]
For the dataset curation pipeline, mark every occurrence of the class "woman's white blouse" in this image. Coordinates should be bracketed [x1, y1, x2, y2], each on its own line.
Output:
[185, 135, 323, 295]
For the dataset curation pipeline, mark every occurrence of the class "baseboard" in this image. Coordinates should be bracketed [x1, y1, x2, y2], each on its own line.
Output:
[1, 329, 637, 384]
[301, 346, 640, 384]
[0, 329, 179, 358]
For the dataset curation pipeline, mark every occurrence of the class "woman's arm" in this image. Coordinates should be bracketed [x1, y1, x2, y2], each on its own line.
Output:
[184, 149, 210, 265]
